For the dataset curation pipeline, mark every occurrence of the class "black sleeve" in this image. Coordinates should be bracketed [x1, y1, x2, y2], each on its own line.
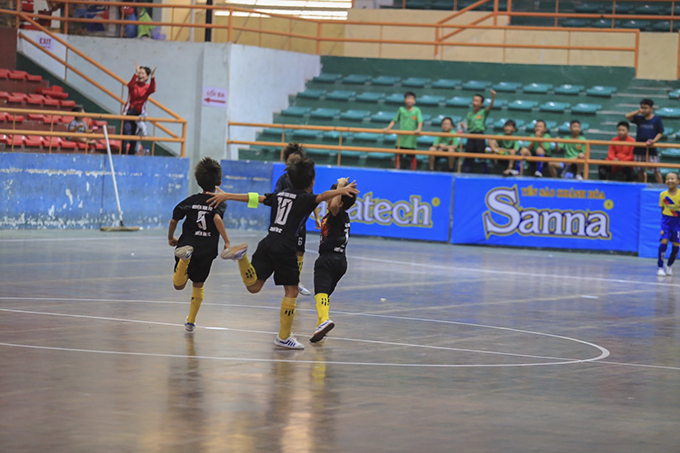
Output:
[262, 192, 277, 207]
[304, 192, 320, 212]
[215, 201, 227, 219]
[172, 202, 186, 221]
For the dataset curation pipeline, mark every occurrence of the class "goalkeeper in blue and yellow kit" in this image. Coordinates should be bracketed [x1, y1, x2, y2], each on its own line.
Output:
[658, 172, 680, 276]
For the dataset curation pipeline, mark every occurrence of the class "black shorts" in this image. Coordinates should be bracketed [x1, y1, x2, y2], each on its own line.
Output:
[174, 253, 214, 284]
[314, 252, 347, 296]
[296, 223, 306, 253]
[251, 237, 299, 286]
[465, 136, 487, 154]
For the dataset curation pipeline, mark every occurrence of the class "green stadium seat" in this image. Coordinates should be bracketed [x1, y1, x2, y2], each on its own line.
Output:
[418, 95, 445, 106]
[669, 89, 680, 99]
[431, 0, 455, 10]
[432, 79, 461, 89]
[382, 133, 397, 145]
[613, 3, 634, 13]
[313, 73, 341, 83]
[574, 3, 601, 13]
[421, 113, 433, 123]
[326, 90, 356, 101]
[635, 4, 664, 15]
[589, 19, 613, 28]
[417, 135, 437, 147]
[586, 86, 617, 97]
[657, 107, 680, 119]
[557, 122, 590, 133]
[305, 148, 338, 159]
[281, 106, 311, 117]
[539, 101, 570, 112]
[554, 84, 584, 95]
[562, 19, 591, 28]
[385, 93, 406, 104]
[292, 129, 319, 140]
[662, 128, 676, 139]
[617, 20, 652, 30]
[462, 80, 491, 91]
[661, 148, 680, 158]
[525, 120, 557, 132]
[493, 118, 526, 130]
[486, 98, 508, 108]
[492, 82, 522, 92]
[355, 91, 385, 103]
[571, 103, 602, 114]
[371, 75, 401, 86]
[370, 111, 395, 123]
[343, 74, 372, 85]
[508, 100, 538, 111]
[446, 96, 472, 107]
[340, 110, 371, 121]
[652, 21, 680, 32]
[402, 77, 432, 88]
[523, 83, 553, 94]
[262, 127, 285, 137]
[431, 114, 462, 126]
[477, 1, 507, 11]
[310, 108, 340, 119]
[405, 0, 429, 9]
[322, 131, 342, 141]
[353, 132, 382, 143]
[297, 89, 326, 99]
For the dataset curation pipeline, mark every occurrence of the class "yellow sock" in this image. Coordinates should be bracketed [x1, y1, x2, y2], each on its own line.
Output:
[187, 286, 204, 324]
[173, 258, 190, 287]
[315, 293, 330, 326]
[237, 254, 258, 287]
[279, 296, 297, 339]
[297, 255, 304, 276]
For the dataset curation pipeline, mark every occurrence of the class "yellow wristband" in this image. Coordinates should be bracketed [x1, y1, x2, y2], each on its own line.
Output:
[247, 192, 259, 208]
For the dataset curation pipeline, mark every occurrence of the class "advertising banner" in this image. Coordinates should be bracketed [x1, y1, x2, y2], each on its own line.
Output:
[638, 188, 664, 259]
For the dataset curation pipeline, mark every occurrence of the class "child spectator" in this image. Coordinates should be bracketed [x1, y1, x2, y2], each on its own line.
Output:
[428, 117, 459, 172]
[599, 121, 635, 181]
[383, 92, 423, 171]
[460, 89, 496, 173]
[520, 120, 553, 177]
[554, 120, 586, 180]
[657, 172, 680, 277]
[625, 98, 664, 183]
[67, 106, 96, 147]
[122, 62, 156, 155]
[488, 119, 521, 176]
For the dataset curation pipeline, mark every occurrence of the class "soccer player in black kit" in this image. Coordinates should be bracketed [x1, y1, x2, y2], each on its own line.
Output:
[207, 157, 359, 350]
[168, 157, 246, 332]
[311, 177, 356, 343]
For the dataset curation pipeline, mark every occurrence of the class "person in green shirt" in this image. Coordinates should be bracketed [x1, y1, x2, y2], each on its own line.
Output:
[461, 89, 496, 173]
[428, 117, 460, 171]
[520, 119, 553, 177]
[383, 92, 423, 171]
[488, 119, 522, 176]
[553, 119, 586, 180]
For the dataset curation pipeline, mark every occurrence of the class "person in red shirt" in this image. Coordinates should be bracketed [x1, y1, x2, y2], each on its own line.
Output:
[599, 121, 635, 181]
[122, 63, 156, 155]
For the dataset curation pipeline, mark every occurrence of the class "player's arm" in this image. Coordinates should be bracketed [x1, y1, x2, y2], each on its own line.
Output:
[213, 214, 230, 249]
[316, 181, 359, 204]
[383, 120, 395, 132]
[313, 207, 322, 229]
[206, 188, 265, 208]
[485, 89, 497, 113]
[168, 219, 179, 246]
[328, 178, 349, 216]
[624, 109, 639, 121]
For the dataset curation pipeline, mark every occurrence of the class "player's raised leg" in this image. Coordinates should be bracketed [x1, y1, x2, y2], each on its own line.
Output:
[173, 245, 193, 289]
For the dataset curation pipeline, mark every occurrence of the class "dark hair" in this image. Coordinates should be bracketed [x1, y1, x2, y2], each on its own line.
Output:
[330, 183, 357, 211]
[473, 94, 485, 103]
[72, 106, 84, 113]
[535, 119, 546, 127]
[570, 119, 581, 126]
[668, 172, 679, 179]
[287, 156, 316, 190]
[141, 66, 151, 76]
[283, 142, 306, 163]
[441, 116, 454, 127]
[504, 119, 517, 129]
[617, 121, 630, 130]
[195, 157, 222, 192]
[404, 91, 416, 99]
[640, 98, 654, 107]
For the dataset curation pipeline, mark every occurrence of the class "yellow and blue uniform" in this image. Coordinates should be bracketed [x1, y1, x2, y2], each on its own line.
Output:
[659, 190, 680, 242]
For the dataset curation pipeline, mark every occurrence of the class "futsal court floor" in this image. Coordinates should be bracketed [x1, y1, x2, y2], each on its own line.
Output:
[1, 229, 679, 452]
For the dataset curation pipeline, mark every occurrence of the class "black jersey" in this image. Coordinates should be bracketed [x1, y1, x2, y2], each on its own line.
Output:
[274, 172, 293, 192]
[262, 188, 319, 252]
[319, 210, 350, 254]
[172, 193, 226, 257]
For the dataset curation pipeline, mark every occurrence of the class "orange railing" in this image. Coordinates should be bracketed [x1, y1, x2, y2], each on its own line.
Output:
[228, 122, 679, 183]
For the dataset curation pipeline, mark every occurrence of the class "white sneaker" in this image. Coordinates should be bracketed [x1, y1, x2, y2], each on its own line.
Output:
[175, 245, 194, 261]
[534, 170, 543, 177]
[185, 317, 196, 332]
[221, 243, 248, 260]
[666, 266, 673, 276]
[310, 319, 335, 343]
[274, 335, 305, 350]
[576, 174, 583, 180]
[657, 267, 667, 277]
[504, 169, 519, 176]
[298, 284, 312, 296]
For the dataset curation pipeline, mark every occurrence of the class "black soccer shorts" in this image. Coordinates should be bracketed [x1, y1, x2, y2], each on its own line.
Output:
[296, 223, 307, 254]
[251, 238, 299, 286]
[174, 254, 214, 284]
[314, 252, 348, 296]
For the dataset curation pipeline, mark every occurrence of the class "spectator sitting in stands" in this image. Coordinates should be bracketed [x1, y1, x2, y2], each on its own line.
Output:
[383, 91, 423, 171]
[428, 116, 459, 172]
[520, 119, 552, 177]
[599, 121, 635, 181]
[553, 119, 586, 180]
[122, 62, 156, 155]
[487, 119, 521, 176]
[67, 106, 96, 147]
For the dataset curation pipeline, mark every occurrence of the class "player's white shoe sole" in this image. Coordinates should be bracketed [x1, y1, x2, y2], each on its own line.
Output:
[175, 245, 194, 261]
[298, 284, 312, 296]
[657, 268, 667, 277]
[534, 170, 543, 177]
[274, 335, 304, 350]
[310, 319, 335, 343]
[666, 266, 673, 276]
[185, 317, 196, 332]
[221, 243, 248, 260]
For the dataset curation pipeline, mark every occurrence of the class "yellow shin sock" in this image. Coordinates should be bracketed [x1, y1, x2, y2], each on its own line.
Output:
[315, 293, 330, 326]
[237, 254, 258, 287]
[279, 296, 297, 339]
[297, 255, 304, 276]
[187, 286, 204, 324]
[173, 258, 190, 287]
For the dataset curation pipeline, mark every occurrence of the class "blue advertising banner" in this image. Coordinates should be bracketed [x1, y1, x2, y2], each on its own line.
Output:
[451, 177, 644, 252]
[272, 163, 453, 242]
[638, 188, 664, 259]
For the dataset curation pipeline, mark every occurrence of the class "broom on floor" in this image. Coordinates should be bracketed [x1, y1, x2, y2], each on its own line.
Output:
[100, 127, 140, 232]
